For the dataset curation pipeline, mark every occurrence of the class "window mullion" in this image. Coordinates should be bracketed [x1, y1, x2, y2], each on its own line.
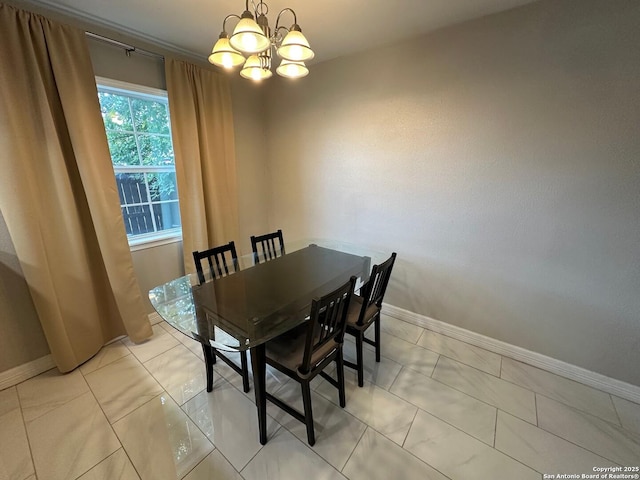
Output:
[127, 96, 159, 234]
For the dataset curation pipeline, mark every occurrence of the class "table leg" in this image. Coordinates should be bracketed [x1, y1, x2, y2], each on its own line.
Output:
[250, 344, 267, 445]
[202, 344, 214, 393]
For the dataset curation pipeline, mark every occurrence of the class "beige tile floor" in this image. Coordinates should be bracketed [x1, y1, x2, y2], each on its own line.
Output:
[2, 314, 640, 480]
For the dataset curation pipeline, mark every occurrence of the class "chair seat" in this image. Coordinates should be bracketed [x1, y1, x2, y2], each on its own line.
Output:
[266, 323, 339, 373]
[346, 295, 380, 330]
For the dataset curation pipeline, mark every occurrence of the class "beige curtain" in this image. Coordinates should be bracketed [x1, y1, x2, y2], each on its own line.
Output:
[0, 4, 152, 372]
[165, 58, 240, 273]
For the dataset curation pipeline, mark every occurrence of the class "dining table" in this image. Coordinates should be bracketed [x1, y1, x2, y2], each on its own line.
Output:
[149, 243, 372, 444]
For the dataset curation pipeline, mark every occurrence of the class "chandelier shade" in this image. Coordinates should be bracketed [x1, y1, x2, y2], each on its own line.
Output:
[208, 36, 245, 68]
[276, 59, 308, 78]
[277, 28, 314, 62]
[209, 1, 314, 81]
[229, 13, 270, 54]
[240, 55, 273, 80]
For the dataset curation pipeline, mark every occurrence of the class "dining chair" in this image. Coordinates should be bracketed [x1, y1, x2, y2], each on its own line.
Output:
[264, 276, 356, 446]
[250, 229, 285, 264]
[344, 252, 397, 387]
[192, 241, 251, 393]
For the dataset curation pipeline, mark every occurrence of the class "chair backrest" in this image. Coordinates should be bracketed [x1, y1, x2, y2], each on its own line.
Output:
[300, 276, 356, 374]
[355, 252, 397, 326]
[250, 229, 285, 264]
[192, 241, 239, 285]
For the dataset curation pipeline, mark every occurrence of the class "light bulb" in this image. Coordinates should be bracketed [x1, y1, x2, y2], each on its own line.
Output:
[221, 53, 234, 69]
[288, 45, 303, 60]
[238, 33, 258, 52]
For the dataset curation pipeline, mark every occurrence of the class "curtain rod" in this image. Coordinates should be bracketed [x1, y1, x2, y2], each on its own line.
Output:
[85, 31, 164, 60]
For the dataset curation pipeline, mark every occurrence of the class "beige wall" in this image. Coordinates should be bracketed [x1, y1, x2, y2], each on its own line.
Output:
[231, 80, 271, 255]
[264, 0, 640, 386]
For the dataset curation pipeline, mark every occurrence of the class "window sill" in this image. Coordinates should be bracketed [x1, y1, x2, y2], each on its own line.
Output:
[129, 233, 182, 252]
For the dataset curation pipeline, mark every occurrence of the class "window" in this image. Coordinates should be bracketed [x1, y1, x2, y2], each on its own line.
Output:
[96, 77, 181, 248]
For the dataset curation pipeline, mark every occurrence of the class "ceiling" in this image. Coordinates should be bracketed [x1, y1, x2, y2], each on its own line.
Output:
[28, 0, 538, 64]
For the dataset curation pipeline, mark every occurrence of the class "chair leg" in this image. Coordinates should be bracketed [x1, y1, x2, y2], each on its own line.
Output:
[202, 344, 214, 393]
[374, 315, 381, 363]
[301, 381, 315, 446]
[355, 333, 364, 387]
[240, 351, 250, 393]
[336, 350, 346, 408]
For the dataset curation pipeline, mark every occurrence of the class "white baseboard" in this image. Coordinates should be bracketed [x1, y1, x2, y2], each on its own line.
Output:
[382, 303, 640, 404]
[0, 355, 55, 391]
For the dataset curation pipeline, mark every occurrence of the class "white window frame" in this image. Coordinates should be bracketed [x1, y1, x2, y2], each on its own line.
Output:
[96, 76, 182, 251]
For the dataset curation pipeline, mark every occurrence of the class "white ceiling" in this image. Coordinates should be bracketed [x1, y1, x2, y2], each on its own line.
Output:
[29, 0, 538, 63]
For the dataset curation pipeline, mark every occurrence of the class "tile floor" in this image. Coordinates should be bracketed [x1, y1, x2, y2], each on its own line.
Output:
[2, 314, 640, 480]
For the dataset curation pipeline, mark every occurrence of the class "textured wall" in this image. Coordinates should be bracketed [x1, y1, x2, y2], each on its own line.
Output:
[264, 0, 640, 385]
[231, 79, 271, 255]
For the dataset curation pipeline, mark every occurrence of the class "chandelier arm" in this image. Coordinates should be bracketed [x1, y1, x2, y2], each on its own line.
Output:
[222, 14, 241, 33]
[273, 25, 289, 44]
[275, 7, 298, 31]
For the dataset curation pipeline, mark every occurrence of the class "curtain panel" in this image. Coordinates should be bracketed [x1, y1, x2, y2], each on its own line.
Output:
[164, 58, 240, 272]
[0, 4, 152, 372]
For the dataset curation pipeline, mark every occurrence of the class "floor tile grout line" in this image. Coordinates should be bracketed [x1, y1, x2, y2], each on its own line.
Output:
[123, 323, 181, 365]
[367, 325, 502, 378]
[239, 423, 345, 479]
[493, 404, 499, 448]
[609, 392, 624, 428]
[390, 373, 499, 447]
[141, 342, 207, 407]
[81, 354, 153, 480]
[535, 391, 640, 433]
[15, 367, 86, 425]
[500, 356, 622, 405]
[339, 424, 368, 473]
[317, 370, 504, 449]
[428, 357, 537, 424]
[269, 374, 374, 460]
[14, 385, 38, 480]
[413, 324, 502, 358]
[380, 417, 455, 480]
[414, 406, 544, 477]
[496, 407, 628, 470]
[178, 371, 289, 475]
[387, 364, 404, 392]
[492, 372, 624, 427]
[367, 324, 500, 382]
[402, 408, 420, 448]
[494, 410, 552, 477]
[391, 362, 500, 425]
[430, 354, 441, 378]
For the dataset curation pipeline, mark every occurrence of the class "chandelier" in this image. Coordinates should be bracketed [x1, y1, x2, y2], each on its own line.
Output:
[208, 0, 314, 80]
